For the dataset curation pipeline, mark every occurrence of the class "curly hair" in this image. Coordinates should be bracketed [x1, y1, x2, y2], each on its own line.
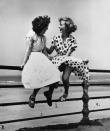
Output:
[59, 17, 77, 34]
[32, 15, 50, 35]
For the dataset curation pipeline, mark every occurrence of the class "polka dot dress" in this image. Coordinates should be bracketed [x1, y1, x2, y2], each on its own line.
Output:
[51, 34, 89, 81]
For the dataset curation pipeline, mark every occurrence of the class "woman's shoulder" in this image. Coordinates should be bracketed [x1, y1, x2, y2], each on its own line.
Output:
[52, 34, 61, 40]
[26, 30, 37, 40]
[69, 34, 75, 39]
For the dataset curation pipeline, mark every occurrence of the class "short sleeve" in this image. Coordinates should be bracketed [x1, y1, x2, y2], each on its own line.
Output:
[51, 36, 56, 47]
[25, 30, 35, 46]
[69, 36, 77, 49]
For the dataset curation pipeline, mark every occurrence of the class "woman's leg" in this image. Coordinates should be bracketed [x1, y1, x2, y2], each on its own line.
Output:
[29, 88, 40, 108]
[60, 66, 72, 101]
[44, 82, 59, 106]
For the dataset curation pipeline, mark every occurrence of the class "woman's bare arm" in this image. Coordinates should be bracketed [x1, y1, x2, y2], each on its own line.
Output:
[66, 45, 77, 56]
[21, 40, 33, 67]
[46, 46, 55, 54]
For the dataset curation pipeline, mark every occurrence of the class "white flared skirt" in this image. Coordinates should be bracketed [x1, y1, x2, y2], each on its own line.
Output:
[22, 52, 60, 89]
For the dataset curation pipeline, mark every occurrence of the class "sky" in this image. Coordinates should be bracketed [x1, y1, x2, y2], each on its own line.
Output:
[0, 0, 110, 76]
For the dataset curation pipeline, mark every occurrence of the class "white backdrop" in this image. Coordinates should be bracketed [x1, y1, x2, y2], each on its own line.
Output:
[0, 0, 110, 76]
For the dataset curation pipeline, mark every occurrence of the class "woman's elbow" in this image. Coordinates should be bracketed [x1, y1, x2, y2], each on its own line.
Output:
[46, 47, 53, 54]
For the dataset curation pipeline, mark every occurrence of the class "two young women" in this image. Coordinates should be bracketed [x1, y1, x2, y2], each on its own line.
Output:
[22, 15, 89, 108]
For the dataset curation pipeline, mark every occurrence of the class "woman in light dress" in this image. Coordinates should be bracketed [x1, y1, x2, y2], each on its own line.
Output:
[21, 15, 60, 108]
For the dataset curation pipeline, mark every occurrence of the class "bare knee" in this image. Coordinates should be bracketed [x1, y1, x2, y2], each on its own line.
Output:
[62, 73, 69, 86]
[62, 67, 72, 85]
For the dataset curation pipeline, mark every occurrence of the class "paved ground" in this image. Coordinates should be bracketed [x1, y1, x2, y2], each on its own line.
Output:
[13, 118, 110, 131]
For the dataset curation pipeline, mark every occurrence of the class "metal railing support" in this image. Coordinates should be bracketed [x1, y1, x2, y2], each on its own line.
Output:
[80, 80, 90, 124]
[80, 80, 102, 126]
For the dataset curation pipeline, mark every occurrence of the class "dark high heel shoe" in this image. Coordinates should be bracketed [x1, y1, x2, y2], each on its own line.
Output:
[28, 95, 35, 108]
[44, 91, 52, 107]
[59, 93, 68, 102]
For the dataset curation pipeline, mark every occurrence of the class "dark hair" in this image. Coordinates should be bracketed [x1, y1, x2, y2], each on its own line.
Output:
[59, 17, 77, 34]
[32, 15, 50, 35]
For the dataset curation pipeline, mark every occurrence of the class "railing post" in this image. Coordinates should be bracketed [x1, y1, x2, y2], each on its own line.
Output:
[80, 80, 102, 126]
[80, 80, 90, 125]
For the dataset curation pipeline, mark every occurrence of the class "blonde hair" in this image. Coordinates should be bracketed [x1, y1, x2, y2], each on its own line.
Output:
[59, 17, 77, 34]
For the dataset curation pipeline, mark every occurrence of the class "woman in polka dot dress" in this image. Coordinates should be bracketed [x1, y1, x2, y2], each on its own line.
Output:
[46, 17, 89, 101]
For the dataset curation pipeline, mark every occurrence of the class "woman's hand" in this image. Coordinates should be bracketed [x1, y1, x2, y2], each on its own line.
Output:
[66, 46, 76, 56]
[20, 64, 24, 70]
[46, 46, 55, 54]
[48, 56, 53, 60]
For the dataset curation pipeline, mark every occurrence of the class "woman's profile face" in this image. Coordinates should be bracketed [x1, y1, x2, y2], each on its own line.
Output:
[59, 20, 66, 33]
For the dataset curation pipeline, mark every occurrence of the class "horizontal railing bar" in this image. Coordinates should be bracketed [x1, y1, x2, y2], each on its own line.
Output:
[0, 111, 81, 124]
[1, 65, 110, 73]
[89, 69, 110, 73]
[0, 65, 21, 70]
[0, 98, 82, 106]
[90, 96, 110, 100]
[0, 101, 28, 106]
[1, 81, 110, 88]
[0, 96, 110, 106]
[0, 85, 24, 88]
[1, 107, 110, 124]
[0, 83, 81, 88]
[90, 108, 110, 113]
